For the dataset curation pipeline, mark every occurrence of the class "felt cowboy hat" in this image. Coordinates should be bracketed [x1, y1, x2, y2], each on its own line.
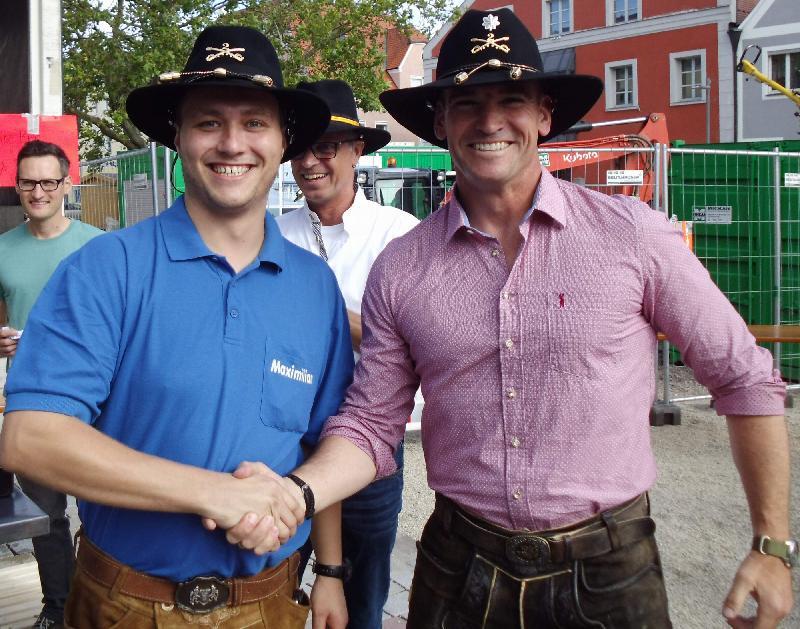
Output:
[125, 25, 330, 162]
[295, 80, 391, 155]
[379, 8, 603, 147]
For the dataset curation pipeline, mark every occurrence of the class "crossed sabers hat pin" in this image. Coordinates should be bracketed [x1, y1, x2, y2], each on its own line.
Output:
[205, 42, 245, 62]
[470, 13, 510, 54]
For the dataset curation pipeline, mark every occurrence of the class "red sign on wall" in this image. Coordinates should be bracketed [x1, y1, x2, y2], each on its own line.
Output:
[0, 114, 80, 187]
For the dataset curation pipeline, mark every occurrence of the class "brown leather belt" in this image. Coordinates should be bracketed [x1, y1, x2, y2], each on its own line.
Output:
[435, 493, 655, 567]
[76, 535, 298, 614]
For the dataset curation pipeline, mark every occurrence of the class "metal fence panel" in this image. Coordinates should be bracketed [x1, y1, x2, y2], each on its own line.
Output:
[666, 147, 800, 386]
[76, 142, 800, 393]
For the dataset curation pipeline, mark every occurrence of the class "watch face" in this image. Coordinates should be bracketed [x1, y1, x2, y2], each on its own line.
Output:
[788, 540, 799, 567]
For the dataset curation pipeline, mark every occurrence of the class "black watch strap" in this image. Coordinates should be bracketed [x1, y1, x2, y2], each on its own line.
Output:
[286, 474, 315, 521]
[312, 558, 352, 581]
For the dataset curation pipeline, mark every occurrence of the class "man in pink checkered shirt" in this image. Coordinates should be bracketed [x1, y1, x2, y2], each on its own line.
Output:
[226, 9, 794, 628]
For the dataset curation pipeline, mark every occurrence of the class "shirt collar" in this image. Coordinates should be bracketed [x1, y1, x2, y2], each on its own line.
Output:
[443, 167, 567, 241]
[340, 187, 370, 236]
[300, 186, 368, 238]
[161, 196, 286, 271]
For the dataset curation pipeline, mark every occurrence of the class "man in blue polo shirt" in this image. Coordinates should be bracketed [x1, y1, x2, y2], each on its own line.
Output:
[0, 26, 350, 629]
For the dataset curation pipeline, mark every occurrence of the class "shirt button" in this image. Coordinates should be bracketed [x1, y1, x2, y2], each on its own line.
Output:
[510, 436, 521, 448]
[504, 338, 514, 349]
[491, 248, 500, 257]
[512, 488, 523, 500]
[501, 291, 509, 300]
[229, 309, 240, 318]
[506, 387, 516, 399]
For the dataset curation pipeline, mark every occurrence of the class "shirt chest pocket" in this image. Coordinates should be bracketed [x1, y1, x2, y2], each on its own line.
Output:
[261, 341, 319, 433]
[546, 290, 621, 378]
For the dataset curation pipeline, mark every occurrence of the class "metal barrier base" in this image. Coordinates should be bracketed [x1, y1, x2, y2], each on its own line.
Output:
[649, 401, 682, 426]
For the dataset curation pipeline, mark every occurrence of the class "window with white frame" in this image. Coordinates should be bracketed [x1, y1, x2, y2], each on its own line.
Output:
[376, 122, 389, 132]
[409, 75, 423, 87]
[543, 0, 572, 37]
[669, 50, 706, 104]
[768, 50, 800, 92]
[607, 0, 640, 24]
[605, 59, 637, 110]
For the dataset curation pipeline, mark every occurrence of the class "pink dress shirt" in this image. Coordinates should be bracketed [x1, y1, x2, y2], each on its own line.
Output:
[322, 168, 785, 530]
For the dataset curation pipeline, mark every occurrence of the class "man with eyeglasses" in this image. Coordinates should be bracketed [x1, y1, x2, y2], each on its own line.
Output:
[0, 139, 102, 629]
[276, 80, 417, 628]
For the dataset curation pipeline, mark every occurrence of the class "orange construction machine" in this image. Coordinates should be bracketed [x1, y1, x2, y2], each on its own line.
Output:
[539, 113, 669, 204]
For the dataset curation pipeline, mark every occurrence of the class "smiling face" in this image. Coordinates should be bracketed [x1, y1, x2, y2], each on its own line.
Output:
[290, 132, 364, 219]
[15, 155, 71, 226]
[434, 83, 552, 200]
[174, 86, 286, 218]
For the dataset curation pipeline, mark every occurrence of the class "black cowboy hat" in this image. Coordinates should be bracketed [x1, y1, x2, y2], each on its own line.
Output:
[296, 80, 391, 155]
[125, 25, 330, 162]
[379, 8, 603, 147]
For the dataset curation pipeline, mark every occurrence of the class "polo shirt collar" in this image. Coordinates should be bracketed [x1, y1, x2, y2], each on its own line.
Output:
[160, 196, 286, 270]
[443, 167, 567, 242]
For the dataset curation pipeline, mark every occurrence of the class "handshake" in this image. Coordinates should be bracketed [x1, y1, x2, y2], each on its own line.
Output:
[202, 461, 310, 555]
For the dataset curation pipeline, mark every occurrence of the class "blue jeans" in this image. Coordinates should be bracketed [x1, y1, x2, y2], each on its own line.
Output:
[300, 442, 403, 629]
[18, 474, 76, 622]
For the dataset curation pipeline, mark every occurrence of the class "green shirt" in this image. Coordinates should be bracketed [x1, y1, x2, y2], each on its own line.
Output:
[0, 220, 104, 329]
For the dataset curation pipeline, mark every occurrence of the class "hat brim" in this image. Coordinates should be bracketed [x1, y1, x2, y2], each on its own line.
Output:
[379, 71, 603, 148]
[126, 80, 331, 162]
[323, 120, 391, 154]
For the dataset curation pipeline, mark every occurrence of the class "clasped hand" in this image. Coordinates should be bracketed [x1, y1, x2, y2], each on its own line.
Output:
[202, 461, 305, 555]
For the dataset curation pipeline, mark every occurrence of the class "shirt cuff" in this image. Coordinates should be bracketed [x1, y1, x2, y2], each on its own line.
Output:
[713, 372, 786, 417]
[321, 419, 398, 479]
[4, 393, 94, 423]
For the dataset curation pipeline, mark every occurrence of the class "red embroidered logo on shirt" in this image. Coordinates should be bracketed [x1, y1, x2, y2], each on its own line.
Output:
[559, 293, 565, 308]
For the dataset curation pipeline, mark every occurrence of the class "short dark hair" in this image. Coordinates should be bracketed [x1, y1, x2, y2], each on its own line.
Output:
[16, 140, 70, 178]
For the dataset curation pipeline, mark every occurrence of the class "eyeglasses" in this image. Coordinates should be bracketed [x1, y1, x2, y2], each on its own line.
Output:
[16, 177, 66, 192]
[305, 138, 362, 160]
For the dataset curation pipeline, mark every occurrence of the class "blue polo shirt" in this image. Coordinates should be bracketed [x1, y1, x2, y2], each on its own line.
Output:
[5, 198, 354, 580]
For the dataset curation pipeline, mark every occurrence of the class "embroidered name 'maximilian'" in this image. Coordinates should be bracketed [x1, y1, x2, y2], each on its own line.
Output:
[270, 359, 314, 385]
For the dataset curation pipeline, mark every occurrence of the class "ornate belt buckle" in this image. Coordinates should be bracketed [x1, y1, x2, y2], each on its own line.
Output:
[175, 576, 230, 614]
[505, 535, 550, 565]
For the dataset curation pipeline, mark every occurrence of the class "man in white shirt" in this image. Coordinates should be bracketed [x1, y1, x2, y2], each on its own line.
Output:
[276, 79, 418, 629]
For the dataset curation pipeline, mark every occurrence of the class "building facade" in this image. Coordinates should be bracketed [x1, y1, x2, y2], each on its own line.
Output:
[360, 27, 428, 145]
[736, 0, 800, 140]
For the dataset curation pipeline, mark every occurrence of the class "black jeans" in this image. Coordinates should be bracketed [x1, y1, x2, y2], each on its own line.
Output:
[407, 496, 672, 628]
[18, 474, 76, 622]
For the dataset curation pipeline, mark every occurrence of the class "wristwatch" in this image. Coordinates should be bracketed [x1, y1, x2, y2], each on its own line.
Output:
[312, 558, 352, 582]
[285, 474, 315, 521]
[752, 535, 799, 568]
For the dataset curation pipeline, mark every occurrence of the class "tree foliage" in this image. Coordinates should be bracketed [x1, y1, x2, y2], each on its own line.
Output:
[63, 0, 457, 159]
